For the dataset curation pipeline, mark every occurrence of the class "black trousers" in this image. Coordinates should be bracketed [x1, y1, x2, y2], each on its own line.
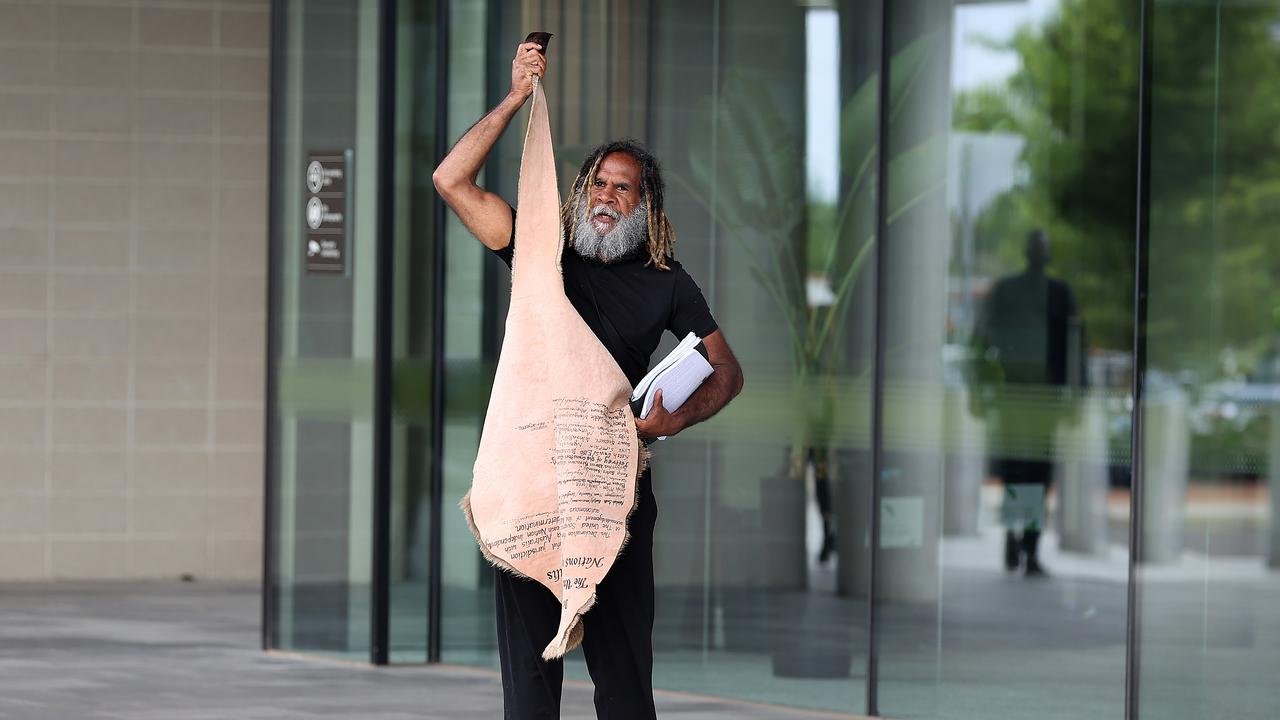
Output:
[495, 469, 658, 720]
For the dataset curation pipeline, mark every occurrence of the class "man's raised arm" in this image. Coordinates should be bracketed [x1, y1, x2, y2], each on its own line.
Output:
[431, 41, 547, 250]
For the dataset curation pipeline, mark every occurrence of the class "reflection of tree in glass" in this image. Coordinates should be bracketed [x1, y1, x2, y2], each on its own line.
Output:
[954, 0, 1280, 378]
[953, 0, 1140, 355]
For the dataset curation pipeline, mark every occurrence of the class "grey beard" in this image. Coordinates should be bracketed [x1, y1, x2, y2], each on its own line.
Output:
[571, 202, 648, 263]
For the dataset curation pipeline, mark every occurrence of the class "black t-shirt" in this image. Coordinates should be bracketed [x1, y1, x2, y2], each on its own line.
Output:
[492, 209, 718, 388]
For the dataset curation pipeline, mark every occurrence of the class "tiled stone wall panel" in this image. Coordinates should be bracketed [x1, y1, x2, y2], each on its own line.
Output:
[0, 0, 268, 581]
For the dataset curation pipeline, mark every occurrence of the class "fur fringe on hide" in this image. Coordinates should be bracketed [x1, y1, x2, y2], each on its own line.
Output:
[458, 491, 522, 578]
[540, 593, 595, 660]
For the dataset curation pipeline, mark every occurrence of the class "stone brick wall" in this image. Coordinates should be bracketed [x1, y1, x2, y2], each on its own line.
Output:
[0, 0, 269, 580]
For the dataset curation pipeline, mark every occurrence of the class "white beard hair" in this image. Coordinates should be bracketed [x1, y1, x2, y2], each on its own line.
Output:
[571, 200, 649, 263]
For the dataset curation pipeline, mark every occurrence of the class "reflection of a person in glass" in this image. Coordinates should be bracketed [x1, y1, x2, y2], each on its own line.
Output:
[968, 229, 1085, 577]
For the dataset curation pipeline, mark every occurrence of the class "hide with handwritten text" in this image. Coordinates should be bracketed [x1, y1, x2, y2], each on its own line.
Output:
[460, 80, 646, 661]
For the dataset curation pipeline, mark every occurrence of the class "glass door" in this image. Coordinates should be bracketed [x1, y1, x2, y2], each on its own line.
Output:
[872, 1, 1137, 717]
[1137, 1, 1280, 717]
[266, 0, 385, 660]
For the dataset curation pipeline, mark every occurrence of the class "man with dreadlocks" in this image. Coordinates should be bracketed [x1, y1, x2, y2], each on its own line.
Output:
[433, 41, 744, 719]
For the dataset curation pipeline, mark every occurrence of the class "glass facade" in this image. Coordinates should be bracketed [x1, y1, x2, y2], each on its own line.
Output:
[265, 0, 1280, 717]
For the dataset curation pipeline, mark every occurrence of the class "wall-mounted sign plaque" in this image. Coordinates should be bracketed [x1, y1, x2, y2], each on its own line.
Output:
[304, 151, 349, 274]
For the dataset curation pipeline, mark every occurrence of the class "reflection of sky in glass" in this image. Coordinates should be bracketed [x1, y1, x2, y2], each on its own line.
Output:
[952, 0, 1058, 91]
[805, 8, 839, 203]
[806, 2, 1059, 204]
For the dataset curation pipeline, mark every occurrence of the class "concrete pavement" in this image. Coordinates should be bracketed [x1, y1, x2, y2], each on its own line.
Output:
[0, 582, 859, 720]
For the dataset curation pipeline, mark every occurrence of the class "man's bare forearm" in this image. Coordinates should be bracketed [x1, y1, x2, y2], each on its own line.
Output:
[671, 363, 743, 432]
[434, 92, 528, 188]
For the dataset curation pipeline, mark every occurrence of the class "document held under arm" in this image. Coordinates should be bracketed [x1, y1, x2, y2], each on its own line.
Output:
[629, 332, 714, 439]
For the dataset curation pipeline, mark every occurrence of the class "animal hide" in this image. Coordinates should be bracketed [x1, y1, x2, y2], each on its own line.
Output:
[460, 81, 647, 660]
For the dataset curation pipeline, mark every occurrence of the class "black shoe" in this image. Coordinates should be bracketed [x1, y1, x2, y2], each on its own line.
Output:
[1022, 530, 1049, 578]
[818, 523, 835, 564]
[1004, 531, 1020, 571]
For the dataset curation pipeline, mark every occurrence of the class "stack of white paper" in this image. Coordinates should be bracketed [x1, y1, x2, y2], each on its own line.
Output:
[631, 332, 714, 439]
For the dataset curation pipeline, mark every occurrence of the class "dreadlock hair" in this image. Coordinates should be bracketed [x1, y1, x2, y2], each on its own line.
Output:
[560, 139, 676, 271]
